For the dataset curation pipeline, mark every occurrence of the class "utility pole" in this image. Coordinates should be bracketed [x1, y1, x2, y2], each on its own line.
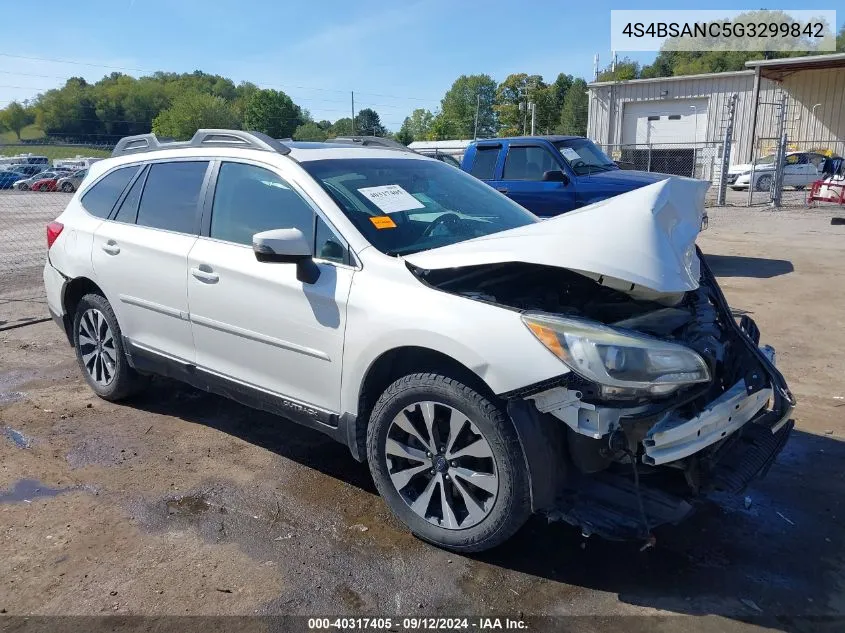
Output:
[529, 102, 536, 136]
[717, 93, 737, 206]
[351, 91, 355, 134]
[519, 101, 526, 135]
[473, 93, 480, 139]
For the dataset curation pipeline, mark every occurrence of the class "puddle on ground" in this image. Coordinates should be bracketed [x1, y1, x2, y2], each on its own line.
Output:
[0, 368, 38, 403]
[0, 479, 69, 504]
[3, 426, 32, 448]
[0, 391, 26, 404]
[166, 493, 210, 517]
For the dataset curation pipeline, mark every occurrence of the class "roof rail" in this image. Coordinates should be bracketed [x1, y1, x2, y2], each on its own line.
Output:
[327, 136, 414, 152]
[111, 129, 291, 158]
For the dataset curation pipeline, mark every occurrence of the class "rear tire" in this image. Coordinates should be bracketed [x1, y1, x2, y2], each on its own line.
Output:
[61, 182, 74, 192]
[72, 293, 149, 401]
[366, 373, 530, 552]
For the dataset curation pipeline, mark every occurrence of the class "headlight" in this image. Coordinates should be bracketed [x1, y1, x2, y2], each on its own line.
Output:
[522, 312, 710, 396]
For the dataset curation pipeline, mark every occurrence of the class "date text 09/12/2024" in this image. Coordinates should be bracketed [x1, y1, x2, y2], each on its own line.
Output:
[307, 617, 528, 630]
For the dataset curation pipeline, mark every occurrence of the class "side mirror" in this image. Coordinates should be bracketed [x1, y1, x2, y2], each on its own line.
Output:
[253, 228, 312, 263]
[542, 170, 569, 184]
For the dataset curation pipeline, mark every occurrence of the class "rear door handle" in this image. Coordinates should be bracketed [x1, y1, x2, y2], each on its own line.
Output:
[191, 266, 219, 283]
[496, 188, 509, 194]
[101, 241, 120, 255]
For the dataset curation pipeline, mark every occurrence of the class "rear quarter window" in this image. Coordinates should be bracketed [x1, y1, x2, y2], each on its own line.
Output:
[80, 165, 139, 218]
[470, 146, 500, 180]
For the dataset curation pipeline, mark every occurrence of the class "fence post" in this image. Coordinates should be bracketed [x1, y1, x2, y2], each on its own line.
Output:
[771, 93, 788, 208]
[717, 93, 737, 206]
[646, 144, 652, 172]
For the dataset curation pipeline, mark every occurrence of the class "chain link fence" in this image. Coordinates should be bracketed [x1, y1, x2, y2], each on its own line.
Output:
[738, 136, 845, 207]
[0, 142, 113, 328]
[602, 141, 726, 205]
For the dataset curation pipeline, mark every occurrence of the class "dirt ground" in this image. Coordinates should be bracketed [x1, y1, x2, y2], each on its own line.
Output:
[1, 205, 844, 632]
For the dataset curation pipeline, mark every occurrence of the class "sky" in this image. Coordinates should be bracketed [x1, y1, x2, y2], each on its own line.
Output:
[1, 1, 841, 131]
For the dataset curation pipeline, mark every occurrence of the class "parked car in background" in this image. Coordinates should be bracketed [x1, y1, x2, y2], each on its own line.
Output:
[460, 136, 676, 218]
[328, 136, 462, 167]
[29, 175, 59, 192]
[727, 151, 832, 191]
[56, 169, 88, 193]
[416, 150, 461, 168]
[408, 140, 472, 164]
[0, 153, 48, 167]
[7, 164, 54, 178]
[0, 170, 27, 189]
[43, 129, 791, 552]
[14, 171, 69, 191]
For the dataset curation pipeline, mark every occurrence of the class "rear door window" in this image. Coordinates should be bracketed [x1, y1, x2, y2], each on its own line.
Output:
[81, 166, 140, 218]
[470, 146, 500, 180]
[136, 161, 209, 234]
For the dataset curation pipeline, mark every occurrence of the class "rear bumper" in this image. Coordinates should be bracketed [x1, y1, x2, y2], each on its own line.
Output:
[43, 260, 72, 344]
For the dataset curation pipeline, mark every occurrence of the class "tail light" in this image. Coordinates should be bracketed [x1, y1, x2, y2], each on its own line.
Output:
[46, 221, 64, 249]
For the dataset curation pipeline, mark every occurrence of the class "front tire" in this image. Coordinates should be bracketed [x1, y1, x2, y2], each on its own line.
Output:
[754, 174, 773, 192]
[61, 182, 75, 192]
[72, 293, 149, 401]
[366, 373, 530, 552]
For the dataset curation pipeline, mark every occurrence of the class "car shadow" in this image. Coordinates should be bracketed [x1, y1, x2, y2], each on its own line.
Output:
[704, 254, 794, 279]
[473, 428, 845, 629]
[130, 378, 376, 494]
[129, 380, 843, 629]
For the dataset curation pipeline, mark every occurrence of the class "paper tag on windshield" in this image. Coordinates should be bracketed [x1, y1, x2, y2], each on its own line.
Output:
[358, 184, 425, 214]
[560, 147, 581, 162]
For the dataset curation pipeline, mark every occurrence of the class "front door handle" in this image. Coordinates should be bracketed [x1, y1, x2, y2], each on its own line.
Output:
[191, 266, 219, 283]
[496, 187, 509, 194]
[101, 241, 120, 255]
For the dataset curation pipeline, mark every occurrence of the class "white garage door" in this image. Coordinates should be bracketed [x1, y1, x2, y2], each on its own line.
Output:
[622, 99, 709, 145]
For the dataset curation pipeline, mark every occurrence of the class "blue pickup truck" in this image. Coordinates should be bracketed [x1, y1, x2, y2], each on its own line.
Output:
[460, 136, 670, 217]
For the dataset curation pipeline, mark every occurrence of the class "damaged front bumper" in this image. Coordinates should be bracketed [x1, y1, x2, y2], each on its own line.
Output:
[507, 249, 796, 540]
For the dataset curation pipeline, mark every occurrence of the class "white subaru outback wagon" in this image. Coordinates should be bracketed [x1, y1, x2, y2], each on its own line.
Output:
[43, 129, 795, 551]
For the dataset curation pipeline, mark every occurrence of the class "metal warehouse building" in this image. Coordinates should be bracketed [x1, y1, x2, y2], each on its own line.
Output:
[587, 53, 845, 177]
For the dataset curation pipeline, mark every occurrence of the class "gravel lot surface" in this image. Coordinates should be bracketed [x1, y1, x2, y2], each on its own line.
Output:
[1, 202, 844, 632]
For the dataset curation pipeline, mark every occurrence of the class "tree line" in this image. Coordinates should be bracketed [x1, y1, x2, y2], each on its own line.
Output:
[0, 70, 390, 144]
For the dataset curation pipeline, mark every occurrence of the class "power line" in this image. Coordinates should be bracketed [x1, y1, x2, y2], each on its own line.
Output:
[0, 52, 441, 102]
[0, 71, 416, 110]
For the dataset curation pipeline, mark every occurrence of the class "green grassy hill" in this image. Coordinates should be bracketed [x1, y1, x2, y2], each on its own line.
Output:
[1, 126, 112, 159]
[0, 124, 46, 143]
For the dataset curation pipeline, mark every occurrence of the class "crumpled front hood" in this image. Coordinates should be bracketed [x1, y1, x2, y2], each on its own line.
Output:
[404, 177, 710, 295]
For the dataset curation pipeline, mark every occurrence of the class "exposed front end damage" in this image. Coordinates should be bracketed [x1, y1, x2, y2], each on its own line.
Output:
[416, 249, 795, 541]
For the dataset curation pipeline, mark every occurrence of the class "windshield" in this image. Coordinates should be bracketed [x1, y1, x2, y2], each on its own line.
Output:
[754, 154, 776, 165]
[554, 138, 617, 175]
[302, 157, 538, 256]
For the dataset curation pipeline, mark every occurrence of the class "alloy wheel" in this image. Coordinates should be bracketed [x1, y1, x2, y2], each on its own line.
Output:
[78, 309, 117, 387]
[384, 401, 499, 529]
